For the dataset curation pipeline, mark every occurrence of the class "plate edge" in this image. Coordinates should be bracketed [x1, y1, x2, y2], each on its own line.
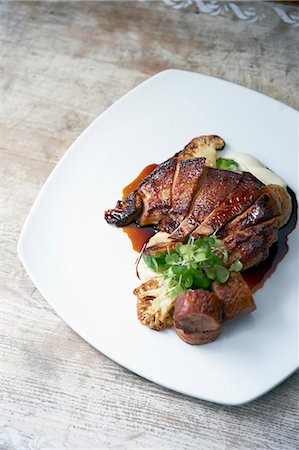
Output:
[16, 68, 299, 405]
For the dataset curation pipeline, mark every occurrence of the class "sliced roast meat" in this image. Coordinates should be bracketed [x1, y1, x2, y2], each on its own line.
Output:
[137, 157, 177, 226]
[218, 186, 282, 238]
[171, 169, 242, 241]
[106, 134, 287, 324]
[161, 157, 206, 232]
[105, 157, 176, 228]
[212, 272, 256, 321]
[105, 135, 225, 229]
[192, 172, 264, 237]
[222, 217, 279, 270]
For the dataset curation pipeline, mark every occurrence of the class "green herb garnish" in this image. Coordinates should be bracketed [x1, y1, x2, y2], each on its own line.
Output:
[143, 236, 242, 298]
[216, 158, 239, 171]
[229, 260, 243, 272]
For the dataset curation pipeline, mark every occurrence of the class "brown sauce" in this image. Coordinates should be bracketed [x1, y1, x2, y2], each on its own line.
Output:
[122, 163, 158, 200]
[242, 187, 297, 293]
[122, 224, 156, 253]
[122, 163, 158, 252]
[122, 164, 298, 291]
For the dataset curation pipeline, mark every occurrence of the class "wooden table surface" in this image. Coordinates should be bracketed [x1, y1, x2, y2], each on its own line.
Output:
[2, 1, 298, 449]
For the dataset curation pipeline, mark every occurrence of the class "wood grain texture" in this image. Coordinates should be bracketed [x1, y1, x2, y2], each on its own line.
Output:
[1, 1, 298, 449]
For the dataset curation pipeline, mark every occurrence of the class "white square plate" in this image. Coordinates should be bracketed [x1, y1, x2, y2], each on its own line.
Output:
[18, 70, 298, 405]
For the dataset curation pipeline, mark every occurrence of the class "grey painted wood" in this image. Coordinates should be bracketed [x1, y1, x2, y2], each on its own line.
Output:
[1, 2, 298, 449]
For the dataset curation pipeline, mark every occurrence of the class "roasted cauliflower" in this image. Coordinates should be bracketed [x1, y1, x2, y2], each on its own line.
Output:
[134, 277, 175, 331]
[178, 135, 225, 168]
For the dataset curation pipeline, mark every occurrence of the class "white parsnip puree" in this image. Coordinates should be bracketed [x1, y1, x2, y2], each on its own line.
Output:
[137, 257, 157, 282]
[224, 152, 287, 188]
[137, 232, 170, 282]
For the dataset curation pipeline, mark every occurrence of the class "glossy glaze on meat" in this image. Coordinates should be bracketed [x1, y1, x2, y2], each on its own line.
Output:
[161, 157, 206, 232]
[222, 217, 279, 270]
[171, 168, 242, 240]
[218, 186, 282, 238]
[105, 135, 224, 229]
[105, 134, 288, 272]
[137, 157, 177, 226]
[192, 171, 264, 237]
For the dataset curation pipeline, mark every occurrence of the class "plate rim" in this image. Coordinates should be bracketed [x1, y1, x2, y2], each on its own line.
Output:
[17, 69, 299, 406]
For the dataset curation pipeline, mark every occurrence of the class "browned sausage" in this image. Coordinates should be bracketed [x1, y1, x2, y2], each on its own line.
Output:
[212, 272, 256, 321]
[175, 325, 221, 345]
[174, 289, 223, 341]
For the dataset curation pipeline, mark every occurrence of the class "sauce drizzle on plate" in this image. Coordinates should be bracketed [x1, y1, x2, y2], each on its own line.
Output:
[122, 163, 158, 200]
[122, 164, 158, 252]
[242, 187, 297, 292]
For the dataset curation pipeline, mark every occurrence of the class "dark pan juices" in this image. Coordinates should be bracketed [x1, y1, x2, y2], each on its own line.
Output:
[122, 164, 158, 200]
[242, 187, 297, 293]
[122, 166, 297, 292]
[122, 224, 156, 253]
[122, 164, 157, 252]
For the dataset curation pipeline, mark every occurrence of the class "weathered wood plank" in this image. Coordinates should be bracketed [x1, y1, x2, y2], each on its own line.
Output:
[1, 1, 298, 165]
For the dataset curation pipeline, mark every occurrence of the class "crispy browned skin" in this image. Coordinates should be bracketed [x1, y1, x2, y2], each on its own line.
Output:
[192, 172, 264, 237]
[212, 272, 256, 321]
[106, 136, 288, 314]
[174, 290, 223, 333]
[218, 186, 282, 237]
[105, 191, 143, 226]
[175, 326, 221, 345]
[105, 158, 177, 227]
[138, 157, 177, 226]
[222, 217, 279, 270]
[171, 169, 242, 241]
[161, 158, 206, 232]
[105, 135, 225, 228]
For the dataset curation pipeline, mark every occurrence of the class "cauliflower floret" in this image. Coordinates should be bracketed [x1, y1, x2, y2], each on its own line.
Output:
[133, 278, 175, 331]
[178, 135, 225, 168]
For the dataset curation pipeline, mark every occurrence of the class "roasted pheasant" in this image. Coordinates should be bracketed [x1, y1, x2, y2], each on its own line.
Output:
[105, 135, 292, 344]
[105, 135, 290, 268]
